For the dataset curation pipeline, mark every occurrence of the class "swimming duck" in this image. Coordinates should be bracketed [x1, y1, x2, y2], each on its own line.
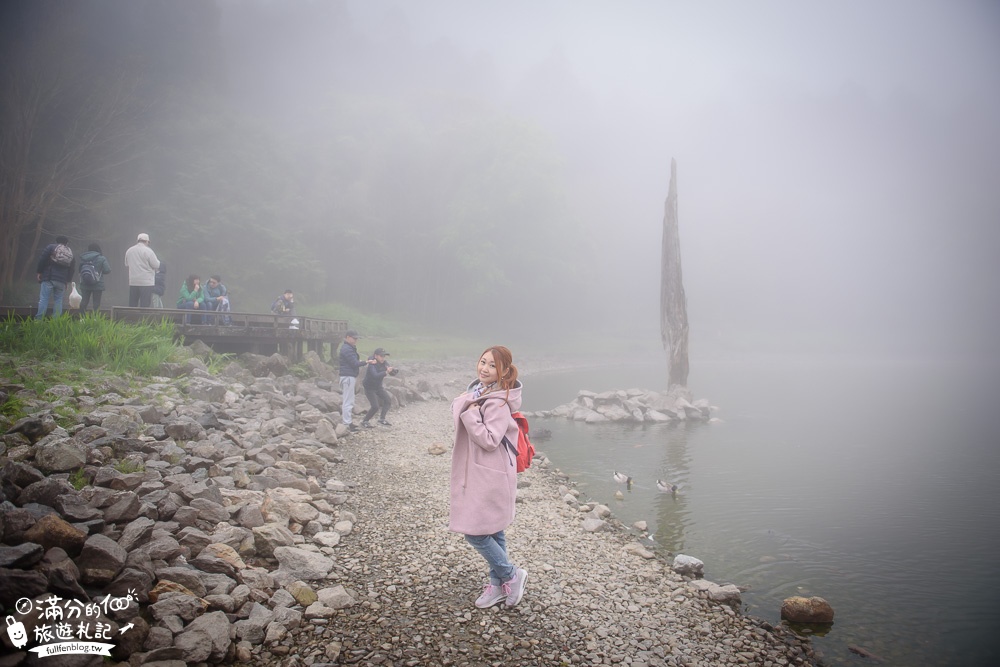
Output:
[656, 480, 678, 494]
[613, 470, 632, 485]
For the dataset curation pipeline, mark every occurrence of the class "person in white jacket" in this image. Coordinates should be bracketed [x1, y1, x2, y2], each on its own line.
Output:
[124, 233, 160, 307]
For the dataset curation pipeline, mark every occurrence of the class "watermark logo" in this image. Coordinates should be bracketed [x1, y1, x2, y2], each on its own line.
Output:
[5, 592, 136, 657]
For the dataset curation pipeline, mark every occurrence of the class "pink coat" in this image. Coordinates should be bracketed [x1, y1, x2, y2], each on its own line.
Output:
[449, 380, 522, 536]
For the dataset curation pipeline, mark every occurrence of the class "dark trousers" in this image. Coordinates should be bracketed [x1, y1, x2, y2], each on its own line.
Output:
[129, 285, 153, 307]
[363, 385, 391, 422]
[79, 288, 102, 313]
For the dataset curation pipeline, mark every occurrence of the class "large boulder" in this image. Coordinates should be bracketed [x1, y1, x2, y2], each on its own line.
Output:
[781, 596, 835, 623]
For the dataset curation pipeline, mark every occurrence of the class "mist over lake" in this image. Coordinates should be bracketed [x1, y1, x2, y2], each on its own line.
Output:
[526, 353, 1000, 666]
[3, 2, 998, 663]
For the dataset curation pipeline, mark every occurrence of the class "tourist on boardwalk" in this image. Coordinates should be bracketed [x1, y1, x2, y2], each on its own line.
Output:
[151, 262, 167, 308]
[124, 233, 160, 307]
[77, 242, 112, 314]
[361, 347, 396, 428]
[338, 329, 374, 432]
[34, 235, 75, 319]
[177, 274, 205, 323]
[450, 345, 528, 609]
[203, 274, 231, 324]
[270, 289, 295, 316]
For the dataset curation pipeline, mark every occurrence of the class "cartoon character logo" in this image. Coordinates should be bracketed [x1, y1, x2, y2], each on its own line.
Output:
[6, 616, 27, 649]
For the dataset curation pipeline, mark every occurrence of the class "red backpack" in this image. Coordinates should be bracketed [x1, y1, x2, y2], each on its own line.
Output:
[503, 411, 535, 473]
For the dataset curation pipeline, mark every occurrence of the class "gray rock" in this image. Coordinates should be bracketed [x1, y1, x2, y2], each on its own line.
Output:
[252, 523, 296, 559]
[163, 418, 204, 441]
[118, 516, 156, 551]
[233, 602, 274, 643]
[673, 554, 705, 577]
[273, 546, 334, 581]
[0, 567, 49, 608]
[137, 534, 183, 562]
[316, 584, 356, 610]
[177, 610, 232, 662]
[16, 476, 75, 507]
[102, 491, 142, 524]
[156, 566, 207, 597]
[33, 438, 87, 473]
[148, 593, 208, 622]
[189, 497, 229, 524]
[0, 542, 45, 568]
[77, 533, 127, 585]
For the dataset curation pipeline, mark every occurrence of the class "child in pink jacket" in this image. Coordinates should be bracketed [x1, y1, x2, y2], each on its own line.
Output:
[449, 345, 528, 608]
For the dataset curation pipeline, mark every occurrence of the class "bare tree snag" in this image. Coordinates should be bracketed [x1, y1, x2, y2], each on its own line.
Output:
[660, 158, 689, 388]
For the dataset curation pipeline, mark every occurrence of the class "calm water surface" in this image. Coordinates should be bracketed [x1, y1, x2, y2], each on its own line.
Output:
[524, 355, 1000, 667]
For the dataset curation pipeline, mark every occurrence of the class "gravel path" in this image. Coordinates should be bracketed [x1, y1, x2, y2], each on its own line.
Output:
[254, 364, 818, 667]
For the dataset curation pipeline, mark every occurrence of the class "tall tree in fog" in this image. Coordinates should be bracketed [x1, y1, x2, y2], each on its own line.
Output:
[660, 159, 689, 387]
[0, 1, 145, 300]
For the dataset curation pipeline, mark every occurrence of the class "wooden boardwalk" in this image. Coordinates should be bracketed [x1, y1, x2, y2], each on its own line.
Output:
[3, 306, 349, 362]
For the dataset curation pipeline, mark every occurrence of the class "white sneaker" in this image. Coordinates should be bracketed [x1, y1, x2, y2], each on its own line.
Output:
[503, 567, 528, 607]
[475, 583, 506, 608]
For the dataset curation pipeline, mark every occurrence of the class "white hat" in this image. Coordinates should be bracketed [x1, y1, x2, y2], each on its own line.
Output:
[137, 233, 150, 242]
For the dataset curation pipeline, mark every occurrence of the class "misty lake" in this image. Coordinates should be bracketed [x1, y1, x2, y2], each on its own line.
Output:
[524, 355, 1000, 667]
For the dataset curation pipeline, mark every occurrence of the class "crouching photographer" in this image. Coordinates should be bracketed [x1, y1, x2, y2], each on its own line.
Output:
[361, 348, 395, 427]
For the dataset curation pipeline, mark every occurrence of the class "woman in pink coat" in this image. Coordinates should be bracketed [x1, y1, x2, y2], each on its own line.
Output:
[450, 345, 528, 608]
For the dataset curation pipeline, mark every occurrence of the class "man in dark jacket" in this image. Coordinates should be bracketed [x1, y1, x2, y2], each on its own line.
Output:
[338, 330, 373, 432]
[77, 242, 112, 313]
[361, 348, 395, 428]
[35, 235, 75, 319]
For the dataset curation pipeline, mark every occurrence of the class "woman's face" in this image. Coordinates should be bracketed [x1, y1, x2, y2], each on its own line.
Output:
[478, 350, 499, 385]
[193, 279, 200, 288]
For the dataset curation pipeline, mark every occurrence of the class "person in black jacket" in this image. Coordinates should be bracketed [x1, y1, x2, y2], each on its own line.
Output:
[77, 242, 112, 313]
[35, 235, 75, 319]
[361, 348, 396, 428]
[338, 330, 374, 431]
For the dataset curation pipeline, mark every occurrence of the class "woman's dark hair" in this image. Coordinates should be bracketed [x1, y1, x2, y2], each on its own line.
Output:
[185, 274, 201, 291]
[88, 242, 101, 253]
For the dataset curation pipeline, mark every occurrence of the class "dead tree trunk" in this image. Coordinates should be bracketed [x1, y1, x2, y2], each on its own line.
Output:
[660, 158, 689, 388]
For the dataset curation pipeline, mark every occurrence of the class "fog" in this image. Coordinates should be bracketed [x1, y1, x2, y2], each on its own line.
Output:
[217, 0, 1000, 359]
[6, 0, 998, 361]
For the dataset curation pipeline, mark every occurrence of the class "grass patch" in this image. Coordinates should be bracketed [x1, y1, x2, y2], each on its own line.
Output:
[0, 394, 26, 420]
[68, 468, 89, 490]
[0, 314, 179, 376]
[204, 351, 236, 374]
[114, 459, 145, 474]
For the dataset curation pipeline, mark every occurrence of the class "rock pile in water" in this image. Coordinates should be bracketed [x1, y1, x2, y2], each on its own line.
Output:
[530, 386, 717, 423]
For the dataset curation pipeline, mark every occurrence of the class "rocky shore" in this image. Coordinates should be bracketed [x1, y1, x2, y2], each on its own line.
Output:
[0, 348, 817, 667]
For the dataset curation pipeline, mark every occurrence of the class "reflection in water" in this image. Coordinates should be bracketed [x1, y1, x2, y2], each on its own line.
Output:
[526, 359, 1000, 667]
[649, 422, 694, 554]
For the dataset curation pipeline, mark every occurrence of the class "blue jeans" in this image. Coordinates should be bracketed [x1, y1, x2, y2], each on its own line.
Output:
[465, 531, 515, 585]
[340, 376, 356, 425]
[36, 280, 66, 318]
[178, 300, 204, 324]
